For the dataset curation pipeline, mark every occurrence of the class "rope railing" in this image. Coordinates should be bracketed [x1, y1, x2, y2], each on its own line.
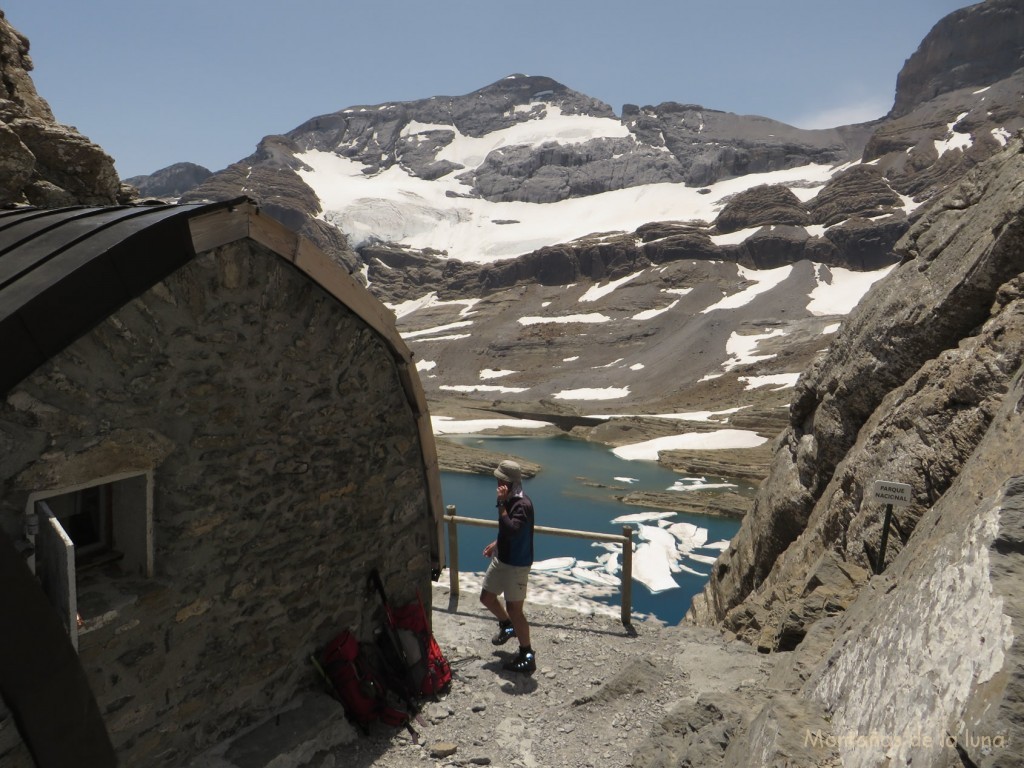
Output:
[443, 505, 634, 628]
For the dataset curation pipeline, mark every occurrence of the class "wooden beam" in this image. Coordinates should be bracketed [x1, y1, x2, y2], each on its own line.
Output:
[245, 207, 300, 262]
[187, 205, 250, 253]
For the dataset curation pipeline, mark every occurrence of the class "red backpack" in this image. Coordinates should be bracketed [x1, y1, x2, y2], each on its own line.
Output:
[368, 570, 452, 699]
[390, 595, 453, 697]
[315, 630, 410, 729]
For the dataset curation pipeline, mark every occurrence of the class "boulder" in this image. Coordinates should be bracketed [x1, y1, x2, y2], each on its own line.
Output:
[0, 14, 121, 206]
[643, 230, 720, 263]
[733, 225, 811, 270]
[821, 215, 908, 270]
[631, 692, 762, 768]
[0, 12, 54, 122]
[12, 117, 121, 205]
[714, 184, 810, 234]
[808, 164, 904, 227]
[0, 121, 33, 205]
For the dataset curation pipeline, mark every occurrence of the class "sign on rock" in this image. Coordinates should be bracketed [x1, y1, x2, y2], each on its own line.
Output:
[871, 480, 912, 507]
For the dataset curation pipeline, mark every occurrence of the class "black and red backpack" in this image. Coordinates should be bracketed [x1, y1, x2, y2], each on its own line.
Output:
[315, 630, 410, 730]
[368, 569, 452, 699]
[389, 595, 453, 697]
[314, 571, 453, 735]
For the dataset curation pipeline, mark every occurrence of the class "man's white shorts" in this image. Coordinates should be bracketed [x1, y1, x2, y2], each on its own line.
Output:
[481, 558, 531, 602]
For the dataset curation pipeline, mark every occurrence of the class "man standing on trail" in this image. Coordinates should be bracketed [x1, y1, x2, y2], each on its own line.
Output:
[480, 459, 537, 674]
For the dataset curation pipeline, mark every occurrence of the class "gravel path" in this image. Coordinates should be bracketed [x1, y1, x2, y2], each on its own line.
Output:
[330, 581, 774, 768]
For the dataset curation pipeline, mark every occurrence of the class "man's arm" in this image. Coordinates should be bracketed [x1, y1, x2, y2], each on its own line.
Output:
[499, 499, 529, 534]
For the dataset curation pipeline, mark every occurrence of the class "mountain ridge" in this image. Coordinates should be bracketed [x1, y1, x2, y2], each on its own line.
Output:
[154, 12, 1023, 305]
[154, 0, 1024, 483]
[5, 1, 1024, 765]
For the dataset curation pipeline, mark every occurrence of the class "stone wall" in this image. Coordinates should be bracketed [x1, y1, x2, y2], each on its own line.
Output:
[0, 241, 434, 765]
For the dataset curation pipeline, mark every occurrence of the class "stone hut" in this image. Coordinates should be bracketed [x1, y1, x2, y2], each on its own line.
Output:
[0, 198, 443, 766]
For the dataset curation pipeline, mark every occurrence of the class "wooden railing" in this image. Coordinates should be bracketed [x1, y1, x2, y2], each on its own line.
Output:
[444, 505, 634, 628]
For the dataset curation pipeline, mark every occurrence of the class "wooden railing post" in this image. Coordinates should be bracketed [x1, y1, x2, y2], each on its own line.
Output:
[621, 526, 633, 628]
[446, 505, 460, 600]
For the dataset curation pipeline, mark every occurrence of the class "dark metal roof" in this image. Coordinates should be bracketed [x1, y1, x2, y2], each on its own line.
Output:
[0, 198, 247, 396]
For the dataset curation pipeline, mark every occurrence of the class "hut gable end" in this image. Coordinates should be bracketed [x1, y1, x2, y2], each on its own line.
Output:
[0, 199, 441, 766]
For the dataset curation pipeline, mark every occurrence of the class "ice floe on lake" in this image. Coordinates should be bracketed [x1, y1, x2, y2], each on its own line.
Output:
[668, 477, 738, 492]
[610, 511, 677, 524]
[570, 565, 621, 587]
[533, 556, 577, 571]
[519, 517, 731, 595]
[688, 553, 720, 565]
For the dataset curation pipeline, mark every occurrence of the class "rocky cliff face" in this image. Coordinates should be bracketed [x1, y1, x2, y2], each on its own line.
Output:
[865, 0, 1024, 203]
[0, 11, 124, 206]
[682, 100, 1024, 768]
[890, 0, 1024, 119]
[688, 135, 1024, 633]
[673, 5, 1024, 764]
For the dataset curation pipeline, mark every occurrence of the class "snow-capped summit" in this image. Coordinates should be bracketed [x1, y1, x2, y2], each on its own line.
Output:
[166, 2, 1023, 421]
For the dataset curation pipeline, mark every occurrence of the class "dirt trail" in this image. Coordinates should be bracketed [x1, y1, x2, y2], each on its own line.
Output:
[348, 582, 774, 768]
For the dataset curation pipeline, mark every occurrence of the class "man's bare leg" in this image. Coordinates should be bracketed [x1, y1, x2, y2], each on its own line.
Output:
[506, 599, 530, 648]
[480, 589, 511, 623]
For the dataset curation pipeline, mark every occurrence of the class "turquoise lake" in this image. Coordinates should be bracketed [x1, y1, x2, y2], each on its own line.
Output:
[439, 435, 751, 625]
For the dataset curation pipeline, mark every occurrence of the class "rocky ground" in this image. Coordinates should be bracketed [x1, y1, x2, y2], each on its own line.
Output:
[356, 588, 774, 768]
[201, 397, 782, 768]
[197, 578, 775, 768]
[322, 583, 772, 768]
[190, 391, 785, 767]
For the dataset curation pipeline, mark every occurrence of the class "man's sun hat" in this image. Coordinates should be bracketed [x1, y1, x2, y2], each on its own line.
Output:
[494, 459, 523, 483]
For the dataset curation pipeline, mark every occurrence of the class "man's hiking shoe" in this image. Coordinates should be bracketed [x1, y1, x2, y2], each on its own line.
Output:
[503, 648, 536, 675]
[492, 621, 516, 645]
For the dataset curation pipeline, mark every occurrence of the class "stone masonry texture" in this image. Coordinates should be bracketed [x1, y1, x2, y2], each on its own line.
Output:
[0, 241, 434, 765]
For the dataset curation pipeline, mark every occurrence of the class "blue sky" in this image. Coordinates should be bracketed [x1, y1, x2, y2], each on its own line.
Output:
[4, 1, 971, 179]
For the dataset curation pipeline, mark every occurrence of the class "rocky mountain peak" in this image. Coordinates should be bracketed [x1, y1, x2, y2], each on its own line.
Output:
[166, 2, 1022, 321]
[891, 0, 1024, 119]
[464, 73, 616, 118]
[0, 10, 53, 123]
[276, 74, 621, 199]
[123, 161, 212, 201]
[0, 11, 125, 206]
